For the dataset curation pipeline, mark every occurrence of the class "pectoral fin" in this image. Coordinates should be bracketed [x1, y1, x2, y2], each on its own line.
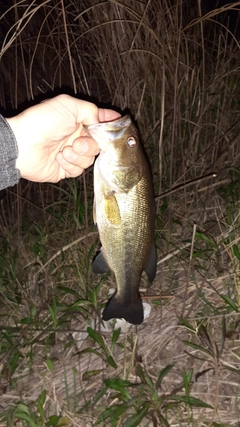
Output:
[104, 194, 121, 226]
[92, 247, 110, 274]
[144, 242, 157, 282]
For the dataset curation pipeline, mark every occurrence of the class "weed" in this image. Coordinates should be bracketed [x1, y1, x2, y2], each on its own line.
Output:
[0, 1, 240, 425]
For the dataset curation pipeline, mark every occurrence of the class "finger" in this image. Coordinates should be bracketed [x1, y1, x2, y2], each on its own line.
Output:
[99, 108, 121, 123]
[57, 150, 95, 174]
[72, 135, 100, 156]
[56, 152, 85, 178]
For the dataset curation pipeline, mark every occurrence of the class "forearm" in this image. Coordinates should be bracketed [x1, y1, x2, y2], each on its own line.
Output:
[0, 114, 20, 190]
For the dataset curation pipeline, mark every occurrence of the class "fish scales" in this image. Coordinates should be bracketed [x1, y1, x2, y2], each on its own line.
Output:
[84, 115, 157, 325]
[97, 179, 151, 297]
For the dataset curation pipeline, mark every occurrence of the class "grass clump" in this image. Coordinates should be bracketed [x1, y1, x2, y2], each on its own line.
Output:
[0, 0, 240, 425]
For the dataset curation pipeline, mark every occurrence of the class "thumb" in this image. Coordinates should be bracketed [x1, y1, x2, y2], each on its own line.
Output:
[73, 98, 100, 125]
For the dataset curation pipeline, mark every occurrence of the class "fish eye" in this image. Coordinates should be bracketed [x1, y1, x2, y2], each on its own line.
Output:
[127, 136, 137, 148]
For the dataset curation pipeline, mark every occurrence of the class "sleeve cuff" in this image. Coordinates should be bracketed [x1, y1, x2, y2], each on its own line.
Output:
[0, 114, 20, 190]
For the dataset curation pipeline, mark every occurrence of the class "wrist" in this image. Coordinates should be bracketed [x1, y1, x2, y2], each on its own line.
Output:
[6, 116, 22, 175]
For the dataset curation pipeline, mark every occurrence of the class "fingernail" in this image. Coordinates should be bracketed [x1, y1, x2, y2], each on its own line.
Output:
[79, 141, 88, 154]
[67, 151, 78, 161]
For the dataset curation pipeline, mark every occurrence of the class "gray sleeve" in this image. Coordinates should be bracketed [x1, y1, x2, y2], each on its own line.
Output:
[0, 114, 20, 190]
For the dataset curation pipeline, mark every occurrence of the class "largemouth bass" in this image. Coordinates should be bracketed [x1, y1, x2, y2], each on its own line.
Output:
[85, 115, 156, 325]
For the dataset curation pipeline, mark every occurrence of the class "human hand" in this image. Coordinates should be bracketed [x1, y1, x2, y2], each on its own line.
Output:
[6, 94, 120, 183]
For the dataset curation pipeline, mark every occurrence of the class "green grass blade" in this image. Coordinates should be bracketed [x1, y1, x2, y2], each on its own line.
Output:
[156, 364, 174, 389]
[123, 402, 150, 427]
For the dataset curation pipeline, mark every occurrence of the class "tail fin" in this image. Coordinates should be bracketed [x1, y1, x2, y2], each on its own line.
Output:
[102, 293, 144, 325]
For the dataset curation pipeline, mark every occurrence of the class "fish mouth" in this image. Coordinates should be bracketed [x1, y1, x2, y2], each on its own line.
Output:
[84, 115, 132, 150]
[84, 115, 131, 132]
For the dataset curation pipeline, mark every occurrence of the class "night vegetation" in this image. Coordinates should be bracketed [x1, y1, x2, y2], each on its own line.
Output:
[0, 1, 240, 425]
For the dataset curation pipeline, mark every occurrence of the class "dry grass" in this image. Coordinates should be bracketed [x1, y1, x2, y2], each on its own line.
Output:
[0, 0, 240, 426]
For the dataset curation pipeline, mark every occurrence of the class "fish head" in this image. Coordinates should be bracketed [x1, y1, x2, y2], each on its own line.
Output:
[84, 115, 143, 191]
[84, 115, 142, 165]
